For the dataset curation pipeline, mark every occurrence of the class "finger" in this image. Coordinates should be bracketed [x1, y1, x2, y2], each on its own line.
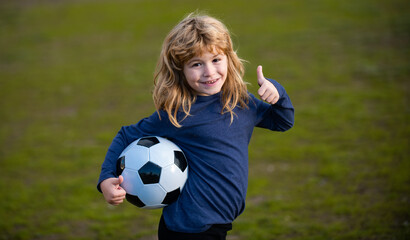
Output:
[112, 195, 126, 202]
[109, 188, 126, 198]
[272, 95, 280, 104]
[112, 176, 123, 188]
[257, 82, 268, 97]
[112, 193, 126, 200]
[115, 193, 127, 203]
[115, 188, 127, 197]
[257, 65, 265, 86]
[266, 93, 276, 103]
[110, 198, 124, 205]
[267, 94, 280, 104]
[118, 175, 124, 184]
[261, 91, 272, 102]
[110, 199, 124, 205]
[114, 199, 124, 205]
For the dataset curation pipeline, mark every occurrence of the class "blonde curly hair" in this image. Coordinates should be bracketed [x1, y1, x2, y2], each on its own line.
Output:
[153, 12, 249, 127]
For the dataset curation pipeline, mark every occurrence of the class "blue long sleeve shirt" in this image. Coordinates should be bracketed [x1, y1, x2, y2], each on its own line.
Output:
[97, 79, 294, 233]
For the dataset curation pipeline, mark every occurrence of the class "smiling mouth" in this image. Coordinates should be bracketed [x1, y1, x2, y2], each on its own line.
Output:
[202, 78, 219, 84]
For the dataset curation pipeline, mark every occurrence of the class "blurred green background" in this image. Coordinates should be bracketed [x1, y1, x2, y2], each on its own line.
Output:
[0, 0, 409, 239]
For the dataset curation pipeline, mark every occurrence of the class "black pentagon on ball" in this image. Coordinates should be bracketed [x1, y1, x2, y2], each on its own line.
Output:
[161, 188, 180, 205]
[116, 156, 125, 176]
[138, 161, 161, 184]
[174, 151, 187, 172]
[137, 136, 160, 148]
[126, 193, 145, 208]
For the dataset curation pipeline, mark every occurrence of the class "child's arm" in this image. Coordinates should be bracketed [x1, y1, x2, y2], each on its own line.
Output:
[97, 113, 175, 200]
[254, 65, 294, 131]
[100, 175, 126, 205]
[97, 127, 132, 193]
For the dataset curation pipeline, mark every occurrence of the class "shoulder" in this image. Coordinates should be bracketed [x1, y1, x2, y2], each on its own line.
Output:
[121, 110, 174, 136]
[141, 110, 172, 127]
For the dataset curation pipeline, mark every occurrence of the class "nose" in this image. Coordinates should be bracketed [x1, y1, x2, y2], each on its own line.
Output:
[203, 63, 216, 77]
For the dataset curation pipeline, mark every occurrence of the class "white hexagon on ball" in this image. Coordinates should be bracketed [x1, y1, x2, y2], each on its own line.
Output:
[160, 164, 188, 192]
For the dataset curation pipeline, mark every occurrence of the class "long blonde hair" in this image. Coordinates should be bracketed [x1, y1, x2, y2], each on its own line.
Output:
[153, 13, 248, 127]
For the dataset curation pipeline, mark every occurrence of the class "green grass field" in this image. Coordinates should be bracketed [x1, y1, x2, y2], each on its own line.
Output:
[0, 0, 409, 239]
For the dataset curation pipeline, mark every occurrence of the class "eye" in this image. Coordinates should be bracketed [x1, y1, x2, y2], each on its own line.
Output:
[213, 58, 221, 63]
[191, 62, 201, 67]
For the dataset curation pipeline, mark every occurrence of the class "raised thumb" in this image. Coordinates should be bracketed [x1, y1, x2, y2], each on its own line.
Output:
[257, 65, 265, 86]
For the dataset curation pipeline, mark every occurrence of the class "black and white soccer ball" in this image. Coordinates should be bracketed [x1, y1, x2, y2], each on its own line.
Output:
[116, 136, 188, 209]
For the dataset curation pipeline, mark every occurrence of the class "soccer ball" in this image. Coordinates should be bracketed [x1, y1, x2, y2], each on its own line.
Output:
[116, 136, 188, 209]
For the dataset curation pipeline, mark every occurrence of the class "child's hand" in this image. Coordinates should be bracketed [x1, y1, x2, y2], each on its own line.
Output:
[257, 65, 280, 104]
[100, 176, 126, 206]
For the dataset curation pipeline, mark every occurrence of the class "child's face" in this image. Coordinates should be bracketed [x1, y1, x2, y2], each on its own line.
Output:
[183, 49, 228, 96]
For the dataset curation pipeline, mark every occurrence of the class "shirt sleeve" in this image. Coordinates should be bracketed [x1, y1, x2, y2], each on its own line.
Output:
[96, 111, 169, 192]
[253, 78, 295, 131]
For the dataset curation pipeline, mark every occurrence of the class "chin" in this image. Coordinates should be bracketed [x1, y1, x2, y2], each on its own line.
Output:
[206, 88, 223, 96]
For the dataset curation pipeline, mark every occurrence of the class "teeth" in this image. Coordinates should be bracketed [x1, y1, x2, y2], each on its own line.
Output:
[205, 80, 216, 84]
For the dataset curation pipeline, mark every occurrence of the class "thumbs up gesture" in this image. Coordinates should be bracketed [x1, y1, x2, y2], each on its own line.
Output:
[100, 175, 126, 205]
[257, 65, 280, 104]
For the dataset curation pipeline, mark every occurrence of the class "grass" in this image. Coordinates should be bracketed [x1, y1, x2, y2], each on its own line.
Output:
[0, 0, 409, 239]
